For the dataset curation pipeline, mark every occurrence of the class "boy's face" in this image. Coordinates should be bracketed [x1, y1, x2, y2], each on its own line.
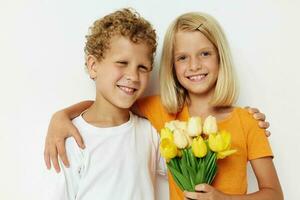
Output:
[87, 36, 152, 110]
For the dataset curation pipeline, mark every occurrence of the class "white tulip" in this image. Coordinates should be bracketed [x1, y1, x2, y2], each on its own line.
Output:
[165, 120, 187, 132]
[203, 115, 218, 135]
[187, 117, 202, 137]
[173, 129, 188, 149]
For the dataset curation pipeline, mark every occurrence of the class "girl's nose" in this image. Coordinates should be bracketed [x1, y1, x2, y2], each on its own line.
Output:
[189, 58, 202, 72]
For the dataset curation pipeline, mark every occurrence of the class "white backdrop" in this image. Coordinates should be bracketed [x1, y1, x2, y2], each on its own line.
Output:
[1, 0, 300, 199]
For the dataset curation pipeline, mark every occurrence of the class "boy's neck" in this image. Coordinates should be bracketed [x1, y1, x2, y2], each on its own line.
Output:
[82, 95, 130, 128]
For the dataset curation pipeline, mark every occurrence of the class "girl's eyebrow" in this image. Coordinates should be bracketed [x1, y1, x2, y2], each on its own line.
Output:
[174, 46, 216, 56]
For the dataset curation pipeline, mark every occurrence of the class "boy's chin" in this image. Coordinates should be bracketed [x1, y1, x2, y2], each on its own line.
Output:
[114, 100, 136, 110]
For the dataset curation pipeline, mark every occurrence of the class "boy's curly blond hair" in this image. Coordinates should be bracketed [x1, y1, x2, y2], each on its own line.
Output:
[84, 8, 157, 65]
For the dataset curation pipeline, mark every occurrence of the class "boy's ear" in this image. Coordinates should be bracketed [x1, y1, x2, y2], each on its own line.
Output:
[86, 55, 98, 79]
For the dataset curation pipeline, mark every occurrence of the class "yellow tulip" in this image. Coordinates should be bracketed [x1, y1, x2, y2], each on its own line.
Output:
[160, 128, 173, 141]
[187, 117, 202, 137]
[217, 149, 237, 159]
[208, 130, 236, 159]
[203, 115, 218, 135]
[192, 136, 207, 158]
[160, 138, 177, 160]
[173, 129, 189, 149]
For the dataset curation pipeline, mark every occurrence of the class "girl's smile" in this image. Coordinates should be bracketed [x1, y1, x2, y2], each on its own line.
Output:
[174, 30, 219, 96]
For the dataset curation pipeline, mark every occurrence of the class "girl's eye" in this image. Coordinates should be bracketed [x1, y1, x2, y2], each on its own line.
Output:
[201, 51, 211, 57]
[138, 65, 151, 73]
[177, 56, 186, 61]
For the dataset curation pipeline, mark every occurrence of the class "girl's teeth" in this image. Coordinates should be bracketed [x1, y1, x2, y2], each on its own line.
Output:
[189, 75, 206, 81]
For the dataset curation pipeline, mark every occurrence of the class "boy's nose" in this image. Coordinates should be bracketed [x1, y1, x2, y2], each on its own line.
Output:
[125, 67, 139, 82]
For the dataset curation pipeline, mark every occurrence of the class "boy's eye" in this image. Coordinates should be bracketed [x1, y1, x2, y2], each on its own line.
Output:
[116, 61, 128, 65]
[138, 65, 151, 73]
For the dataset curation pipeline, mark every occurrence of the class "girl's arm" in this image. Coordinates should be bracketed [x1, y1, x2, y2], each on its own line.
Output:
[184, 157, 283, 200]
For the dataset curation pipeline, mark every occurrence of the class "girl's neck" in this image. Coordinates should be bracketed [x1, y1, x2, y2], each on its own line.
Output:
[82, 94, 130, 128]
[188, 92, 216, 118]
[187, 89, 233, 120]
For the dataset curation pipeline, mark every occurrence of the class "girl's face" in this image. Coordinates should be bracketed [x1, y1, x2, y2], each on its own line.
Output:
[88, 36, 152, 109]
[173, 31, 219, 97]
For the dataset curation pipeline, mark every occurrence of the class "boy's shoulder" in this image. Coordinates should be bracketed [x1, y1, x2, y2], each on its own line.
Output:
[131, 112, 156, 129]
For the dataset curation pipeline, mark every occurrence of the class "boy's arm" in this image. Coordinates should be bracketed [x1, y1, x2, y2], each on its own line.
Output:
[44, 101, 270, 173]
[44, 100, 93, 172]
[184, 157, 283, 200]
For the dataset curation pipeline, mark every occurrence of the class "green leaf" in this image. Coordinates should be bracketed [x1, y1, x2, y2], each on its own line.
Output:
[168, 164, 194, 191]
[167, 163, 184, 191]
[180, 151, 189, 180]
[205, 153, 217, 184]
[187, 148, 197, 171]
[186, 165, 196, 188]
[195, 161, 205, 184]
[170, 159, 180, 173]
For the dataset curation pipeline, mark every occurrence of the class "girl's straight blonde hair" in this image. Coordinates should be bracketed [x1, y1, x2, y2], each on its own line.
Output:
[159, 12, 239, 114]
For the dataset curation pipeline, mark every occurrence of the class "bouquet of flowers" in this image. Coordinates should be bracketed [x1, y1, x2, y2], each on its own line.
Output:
[159, 116, 237, 192]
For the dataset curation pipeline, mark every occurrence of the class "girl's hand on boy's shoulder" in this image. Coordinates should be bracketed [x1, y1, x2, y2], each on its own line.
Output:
[184, 184, 230, 200]
[245, 106, 271, 137]
[44, 110, 85, 173]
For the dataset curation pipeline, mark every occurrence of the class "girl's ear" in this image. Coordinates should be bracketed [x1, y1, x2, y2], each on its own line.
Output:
[86, 55, 98, 79]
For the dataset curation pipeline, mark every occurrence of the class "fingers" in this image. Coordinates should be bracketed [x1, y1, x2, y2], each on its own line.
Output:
[246, 107, 259, 114]
[195, 184, 212, 192]
[69, 126, 85, 149]
[184, 184, 212, 199]
[49, 145, 61, 173]
[258, 121, 270, 129]
[254, 113, 266, 121]
[57, 139, 70, 167]
[184, 191, 202, 199]
[44, 147, 51, 170]
[265, 130, 271, 137]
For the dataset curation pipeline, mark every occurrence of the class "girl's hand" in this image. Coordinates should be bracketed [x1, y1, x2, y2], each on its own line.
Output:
[245, 107, 271, 137]
[184, 184, 230, 200]
[44, 111, 85, 173]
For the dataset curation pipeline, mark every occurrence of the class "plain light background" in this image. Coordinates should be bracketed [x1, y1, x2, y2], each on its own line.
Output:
[1, 0, 300, 199]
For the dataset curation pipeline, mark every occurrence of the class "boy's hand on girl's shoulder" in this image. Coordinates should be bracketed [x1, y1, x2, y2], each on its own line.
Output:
[44, 110, 85, 173]
[245, 106, 271, 137]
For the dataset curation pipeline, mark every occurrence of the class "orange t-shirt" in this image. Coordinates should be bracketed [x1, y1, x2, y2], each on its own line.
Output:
[137, 95, 273, 199]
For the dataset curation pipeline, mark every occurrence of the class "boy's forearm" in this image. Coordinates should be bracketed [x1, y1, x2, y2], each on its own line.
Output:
[228, 188, 283, 200]
[62, 100, 94, 119]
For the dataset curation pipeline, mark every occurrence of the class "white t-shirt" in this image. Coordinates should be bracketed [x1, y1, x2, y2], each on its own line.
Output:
[59, 112, 166, 200]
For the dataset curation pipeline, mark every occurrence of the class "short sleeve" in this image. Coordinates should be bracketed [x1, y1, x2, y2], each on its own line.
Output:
[238, 108, 273, 160]
[59, 138, 85, 200]
[137, 95, 175, 131]
[149, 125, 167, 177]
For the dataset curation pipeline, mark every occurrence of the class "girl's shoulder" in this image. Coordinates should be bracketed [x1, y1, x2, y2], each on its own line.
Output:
[217, 106, 257, 127]
[231, 106, 263, 132]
